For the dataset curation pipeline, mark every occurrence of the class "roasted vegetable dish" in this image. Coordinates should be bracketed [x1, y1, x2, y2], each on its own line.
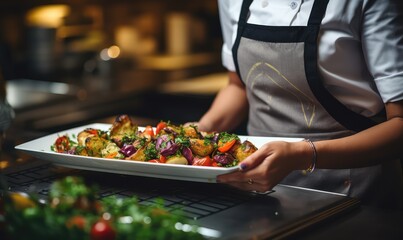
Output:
[51, 114, 258, 167]
[0, 176, 203, 240]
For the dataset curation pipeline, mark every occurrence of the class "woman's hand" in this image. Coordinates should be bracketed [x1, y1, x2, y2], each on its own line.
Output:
[216, 141, 312, 193]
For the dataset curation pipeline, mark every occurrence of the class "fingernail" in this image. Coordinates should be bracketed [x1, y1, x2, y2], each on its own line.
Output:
[239, 163, 247, 171]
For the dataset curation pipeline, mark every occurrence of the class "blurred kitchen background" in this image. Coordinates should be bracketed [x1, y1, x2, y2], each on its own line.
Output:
[0, 0, 245, 148]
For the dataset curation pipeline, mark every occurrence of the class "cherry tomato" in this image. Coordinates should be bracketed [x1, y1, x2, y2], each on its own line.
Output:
[148, 159, 160, 163]
[155, 121, 167, 135]
[218, 139, 236, 153]
[54, 135, 70, 153]
[144, 125, 155, 138]
[159, 155, 166, 163]
[192, 156, 213, 166]
[90, 219, 116, 240]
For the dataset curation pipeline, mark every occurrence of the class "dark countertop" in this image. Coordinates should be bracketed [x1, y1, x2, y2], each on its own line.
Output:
[298, 206, 403, 240]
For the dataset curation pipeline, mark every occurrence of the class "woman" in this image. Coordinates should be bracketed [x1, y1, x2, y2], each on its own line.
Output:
[196, 0, 403, 209]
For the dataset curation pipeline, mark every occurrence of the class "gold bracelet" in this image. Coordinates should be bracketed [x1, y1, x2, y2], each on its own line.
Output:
[303, 139, 317, 173]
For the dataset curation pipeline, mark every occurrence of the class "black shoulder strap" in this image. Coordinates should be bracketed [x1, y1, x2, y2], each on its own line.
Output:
[305, 0, 383, 132]
[308, 0, 330, 25]
[232, 0, 253, 78]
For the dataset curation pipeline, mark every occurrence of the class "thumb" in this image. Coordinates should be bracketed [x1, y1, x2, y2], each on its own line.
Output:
[238, 148, 266, 172]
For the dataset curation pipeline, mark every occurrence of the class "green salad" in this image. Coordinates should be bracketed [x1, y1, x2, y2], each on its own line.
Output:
[0, 176, 203, 240]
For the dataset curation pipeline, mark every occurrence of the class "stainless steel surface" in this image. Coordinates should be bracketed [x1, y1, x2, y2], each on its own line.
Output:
[6, 79, 76, 109]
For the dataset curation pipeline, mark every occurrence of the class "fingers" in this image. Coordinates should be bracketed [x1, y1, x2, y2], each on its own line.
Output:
[239, 143, 280, 171]
[218, 176, 273, 193]
[216, 142, 283, 193]
[216, 169, 274, 193]
[217, 142, 292, 192]
[237, 146, 268, 172]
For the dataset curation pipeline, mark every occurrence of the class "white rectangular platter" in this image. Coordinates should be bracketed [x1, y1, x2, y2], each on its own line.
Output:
[15, 123, 303, 183]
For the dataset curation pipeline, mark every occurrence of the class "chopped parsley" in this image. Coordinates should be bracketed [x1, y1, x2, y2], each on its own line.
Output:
[144, 142, 158, 160]
[175, 136, 190, 147]
[203, 138, 212, 146]
[219, 132, 239, 144]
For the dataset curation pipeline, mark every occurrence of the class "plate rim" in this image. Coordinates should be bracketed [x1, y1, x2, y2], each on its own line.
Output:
[15, 123, 303, 183]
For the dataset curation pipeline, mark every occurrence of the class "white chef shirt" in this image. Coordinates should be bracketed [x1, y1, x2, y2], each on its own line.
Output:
[218, 0, 403, 117]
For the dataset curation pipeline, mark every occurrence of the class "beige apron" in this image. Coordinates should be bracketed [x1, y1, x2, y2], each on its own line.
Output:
[233, 0, 402, 209]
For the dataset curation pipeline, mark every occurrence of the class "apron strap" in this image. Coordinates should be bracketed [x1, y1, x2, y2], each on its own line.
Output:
[308, 0, 330, 26]
[233, 0, 253, 78]
[238, 0, 253, 25]
[304, 0, 383, 132]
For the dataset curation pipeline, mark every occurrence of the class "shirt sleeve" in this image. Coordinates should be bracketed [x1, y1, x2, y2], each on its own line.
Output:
[218, 0, 242, 72]
[361, 0, 403, 103]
